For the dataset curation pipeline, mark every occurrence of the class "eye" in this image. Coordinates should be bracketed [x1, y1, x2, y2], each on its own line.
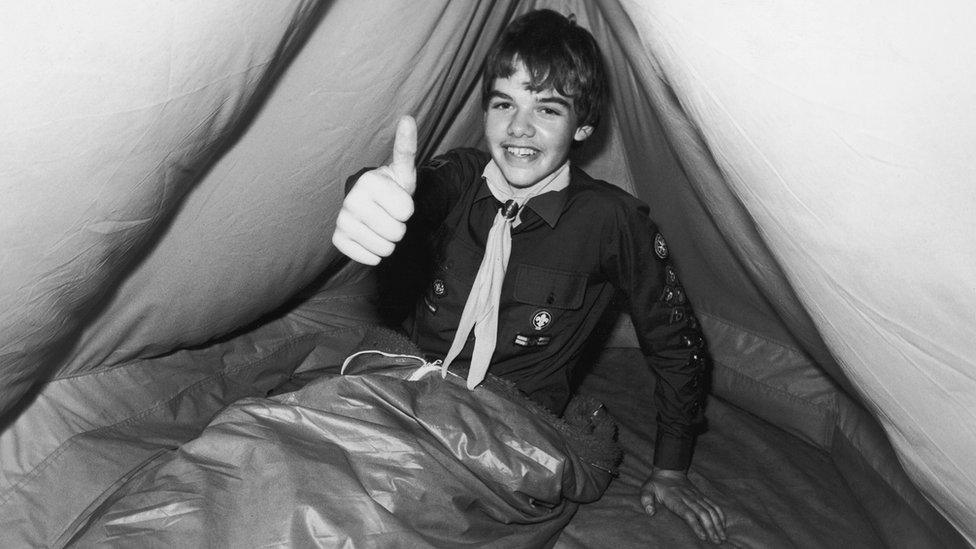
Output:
[489, 100, 513, 110]
[539, 106, 563, 116]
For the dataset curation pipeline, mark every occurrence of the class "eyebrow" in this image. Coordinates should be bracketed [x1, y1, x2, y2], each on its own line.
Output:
[487, 90, 572, 109]
[537, 96, 572, 109]
[487, 90, 512, 102]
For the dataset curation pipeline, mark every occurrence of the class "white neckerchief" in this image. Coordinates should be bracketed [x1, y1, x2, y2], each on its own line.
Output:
[440, 159, 570, 389]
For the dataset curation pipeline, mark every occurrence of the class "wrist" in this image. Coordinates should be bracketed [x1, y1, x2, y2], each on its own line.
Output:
[651, 467, 688, 479]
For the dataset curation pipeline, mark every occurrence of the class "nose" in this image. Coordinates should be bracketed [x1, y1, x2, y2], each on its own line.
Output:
[507, 109, 535, 138]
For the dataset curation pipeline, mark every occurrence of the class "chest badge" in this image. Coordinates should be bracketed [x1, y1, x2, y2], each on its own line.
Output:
[432, 279, 447, 297]
[531, 310, 552, 331]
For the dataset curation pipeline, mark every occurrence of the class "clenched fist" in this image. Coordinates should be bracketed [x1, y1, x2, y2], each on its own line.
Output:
[332, 115, 417, 265]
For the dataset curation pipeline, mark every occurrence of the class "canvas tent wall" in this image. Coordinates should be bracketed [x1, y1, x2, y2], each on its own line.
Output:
[0, 0, 972, 546]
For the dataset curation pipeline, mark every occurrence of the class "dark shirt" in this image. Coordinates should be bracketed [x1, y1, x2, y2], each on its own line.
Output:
[371, 148, 708, 470]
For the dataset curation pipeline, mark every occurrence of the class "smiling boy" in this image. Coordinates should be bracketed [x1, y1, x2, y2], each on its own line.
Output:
[332, 9, 726, 543]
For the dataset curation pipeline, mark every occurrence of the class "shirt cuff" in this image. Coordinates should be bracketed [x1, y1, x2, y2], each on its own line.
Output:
[344, 167, 372, 195]
[653, 430, 694, 471]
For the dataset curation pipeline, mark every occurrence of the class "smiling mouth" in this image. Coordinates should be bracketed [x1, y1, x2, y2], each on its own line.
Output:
[503, 145, 538, 158]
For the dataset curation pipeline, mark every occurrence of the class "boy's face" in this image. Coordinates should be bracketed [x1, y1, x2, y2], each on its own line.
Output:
[484, 62, 593, 189]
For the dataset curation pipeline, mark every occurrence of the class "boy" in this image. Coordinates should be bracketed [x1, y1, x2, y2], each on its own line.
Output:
[332, 9, 726, 544]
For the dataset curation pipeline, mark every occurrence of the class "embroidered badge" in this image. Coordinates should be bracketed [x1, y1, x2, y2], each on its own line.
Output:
[665, 264, 678, 286]
[432, 279, 447, 297]
[514, 334, 552, 347]
[682, 334, 703, 348]
[531, 310, 552, 331]
[669, 307, 685, 325]
[654, 233, 669, 259]
[674, 286, 686, 305]
[661, 286, 675, 305]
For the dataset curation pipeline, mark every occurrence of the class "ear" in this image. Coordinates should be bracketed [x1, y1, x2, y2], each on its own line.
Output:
[573, 125, 594, 142]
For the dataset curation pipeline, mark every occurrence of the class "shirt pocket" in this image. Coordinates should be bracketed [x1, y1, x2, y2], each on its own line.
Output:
[513, 264, 587, 310]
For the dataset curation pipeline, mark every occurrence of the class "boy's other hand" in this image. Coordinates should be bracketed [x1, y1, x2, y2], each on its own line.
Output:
[641, 468, 727, 544]
[332, 115, 417, 265]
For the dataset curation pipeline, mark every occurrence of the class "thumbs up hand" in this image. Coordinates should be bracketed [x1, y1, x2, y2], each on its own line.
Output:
[332, 115, 417, 265]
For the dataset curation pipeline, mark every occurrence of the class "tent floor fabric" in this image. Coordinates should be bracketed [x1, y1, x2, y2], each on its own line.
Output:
[561, 348, 883, 548]
[13, 337, 882, 548]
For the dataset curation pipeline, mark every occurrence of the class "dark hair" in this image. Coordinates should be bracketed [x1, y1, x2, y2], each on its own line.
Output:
[481, 9, 608, 129]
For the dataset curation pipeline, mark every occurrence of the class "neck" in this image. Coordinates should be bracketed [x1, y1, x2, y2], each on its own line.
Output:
[483, 160, 571, 205]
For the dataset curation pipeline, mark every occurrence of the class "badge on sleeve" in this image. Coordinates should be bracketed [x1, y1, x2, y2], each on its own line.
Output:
[653, 233, 669, 259]
[661, 286, 676, 304]
[665, 264, 678, 286]
[674, 286, 686, 304]
[669, 306, 686, 325]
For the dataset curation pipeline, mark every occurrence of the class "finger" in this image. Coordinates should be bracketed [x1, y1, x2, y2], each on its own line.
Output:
[703, 496, 727, 527]
[349, 168, 414, 222]
[331, 231, 380, 266]
[677, 505, 707, 542]
[369, 170, 415, 222]
[345, 220, 396, 259]
[639, 488, 656, 516]
[684, 498, 722, 544]
[344, 192, 408, 242]
[701, 497, 727, 539]
[335, 211, 397, 259]
[389, 115, 417, 194]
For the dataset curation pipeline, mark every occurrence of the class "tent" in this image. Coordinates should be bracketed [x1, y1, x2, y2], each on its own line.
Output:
[1, 0, 972, 546]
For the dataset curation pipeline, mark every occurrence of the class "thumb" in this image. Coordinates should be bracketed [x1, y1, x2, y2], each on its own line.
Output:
[641, 492, 656, 516]
[388, 115, 417, 194]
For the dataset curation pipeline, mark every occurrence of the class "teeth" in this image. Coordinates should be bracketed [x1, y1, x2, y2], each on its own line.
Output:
[505, 146, 536, 157]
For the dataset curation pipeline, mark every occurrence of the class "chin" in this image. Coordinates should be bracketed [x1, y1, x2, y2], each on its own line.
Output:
[491, 156, 542, 189]
[497, 167, 542, 188]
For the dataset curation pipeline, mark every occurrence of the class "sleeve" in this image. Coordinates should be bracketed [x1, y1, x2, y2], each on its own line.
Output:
[410, 150, 469, 231]
[604, 198, 709, 471]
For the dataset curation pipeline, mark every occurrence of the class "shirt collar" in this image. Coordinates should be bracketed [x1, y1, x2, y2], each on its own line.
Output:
[477, 159, 571, 228]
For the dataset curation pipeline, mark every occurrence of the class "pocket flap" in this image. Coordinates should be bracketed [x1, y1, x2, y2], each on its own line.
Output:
[513, 264, 587, 310]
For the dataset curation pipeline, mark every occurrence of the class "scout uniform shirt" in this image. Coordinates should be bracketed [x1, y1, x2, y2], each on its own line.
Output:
[374, 148, 708, 471]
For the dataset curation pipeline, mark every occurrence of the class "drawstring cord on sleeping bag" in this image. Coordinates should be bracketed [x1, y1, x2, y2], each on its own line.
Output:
[341, 349, 443, 381]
